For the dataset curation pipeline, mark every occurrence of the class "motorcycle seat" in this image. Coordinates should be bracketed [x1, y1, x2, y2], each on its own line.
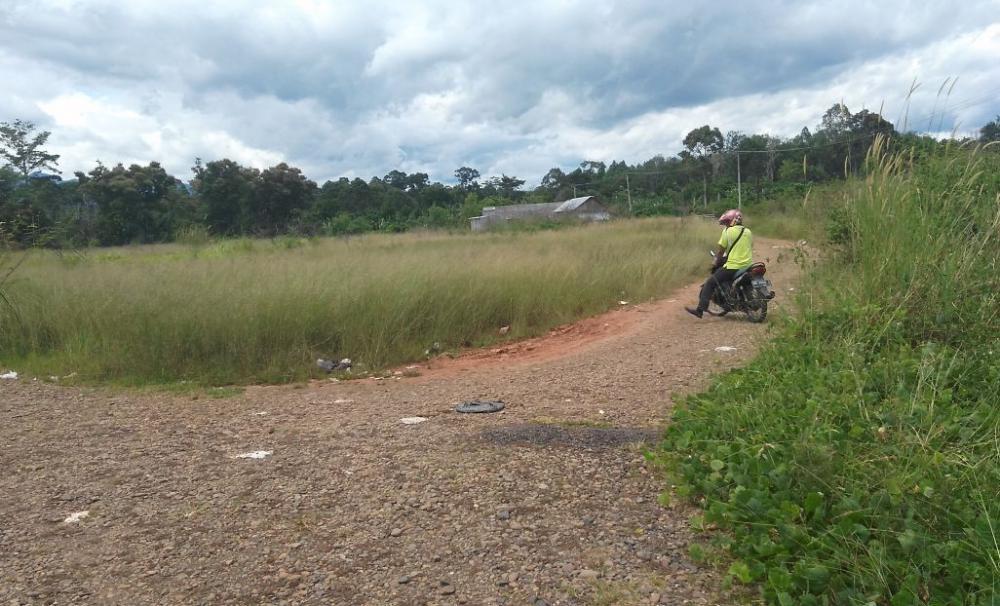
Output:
[734, 262, 765, 279]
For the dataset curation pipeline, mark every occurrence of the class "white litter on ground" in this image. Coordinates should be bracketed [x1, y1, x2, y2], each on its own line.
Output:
[1, 371, 18, 380]
[714, 346, 738, 352]
[400, 417, 428, 425]
[235, 450, 273, 459]
[334, 399, 353, 404]
[618, 300, 629, 305]
[64, 511, 89, 523]
[253, 411, 268, 416]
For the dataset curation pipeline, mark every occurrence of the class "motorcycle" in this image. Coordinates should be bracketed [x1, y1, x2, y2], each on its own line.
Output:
[706, 253, 775, 323]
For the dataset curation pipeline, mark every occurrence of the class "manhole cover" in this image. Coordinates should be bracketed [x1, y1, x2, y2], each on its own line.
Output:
[456, 400, 505, 414]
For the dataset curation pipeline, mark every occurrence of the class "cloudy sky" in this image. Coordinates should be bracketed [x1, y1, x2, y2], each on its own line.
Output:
[2, 0, 998, 185]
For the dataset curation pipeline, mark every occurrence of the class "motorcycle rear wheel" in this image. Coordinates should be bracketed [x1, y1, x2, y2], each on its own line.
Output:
[745, 301, 768, 323]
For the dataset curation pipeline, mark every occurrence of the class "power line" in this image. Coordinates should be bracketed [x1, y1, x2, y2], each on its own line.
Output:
[727, 131, 879, 155]
[566, 130, 880, 187]
[899, 86, 1000, 131]
[561, 92, 999, 196]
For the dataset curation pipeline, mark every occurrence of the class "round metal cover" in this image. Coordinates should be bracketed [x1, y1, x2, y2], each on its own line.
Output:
[455, 400, 505, 414]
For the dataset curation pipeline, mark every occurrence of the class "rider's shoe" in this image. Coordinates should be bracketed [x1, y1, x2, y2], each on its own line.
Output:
[685, 307, 703, 319]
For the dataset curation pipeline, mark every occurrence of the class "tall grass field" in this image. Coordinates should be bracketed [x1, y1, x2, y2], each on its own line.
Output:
[1, 217, 718, 385]
[656, 138, 1000, 604]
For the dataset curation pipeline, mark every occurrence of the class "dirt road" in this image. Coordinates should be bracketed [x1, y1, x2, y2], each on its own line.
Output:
[1, 239, 800, 606]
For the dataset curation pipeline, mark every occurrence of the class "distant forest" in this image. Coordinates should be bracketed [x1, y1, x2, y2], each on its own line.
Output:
[2, 104, 998, 247]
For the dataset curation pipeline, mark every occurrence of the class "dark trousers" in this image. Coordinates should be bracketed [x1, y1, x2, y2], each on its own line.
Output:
[698, 267, 737, 311]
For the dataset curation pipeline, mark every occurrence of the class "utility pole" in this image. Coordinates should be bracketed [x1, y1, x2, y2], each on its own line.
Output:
[736, 151, 742, 210]
[625, 174, 632, 214]
[572, 184, 577, 198]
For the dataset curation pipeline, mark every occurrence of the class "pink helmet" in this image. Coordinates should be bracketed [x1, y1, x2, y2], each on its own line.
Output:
[718, 209, 742, 226]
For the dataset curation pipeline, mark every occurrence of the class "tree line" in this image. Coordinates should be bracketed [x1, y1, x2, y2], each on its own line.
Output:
[2, 106, 998, 248]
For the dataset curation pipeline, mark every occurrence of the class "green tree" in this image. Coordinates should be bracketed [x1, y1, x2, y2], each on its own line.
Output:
[0, 166, 54, 245]
[820, 102, 853, 135]
[541, 167, 566, 189]
[778, 158, 805, 182]
[81, 162, 184, 246]
[0, 119, 61, 177]
[405, 172, 429, 193]
[0, 167, 16, 203]
[496, 174, 525, 199]
[681, 125, 724, 206]
[454, 166, 480, 190]
[459, 192, 485, 222]
[682, 125, 724, 160]
[415, 183, 456, 212]
[252, 163, 317, 234]
[539, 167, 575, 200]
[192, 158, 259, 235]
[422, 205, 454, 228]
[384, 170, 408, 190]
[579, 160, 606, 176]
[980, 115, 1000, 143]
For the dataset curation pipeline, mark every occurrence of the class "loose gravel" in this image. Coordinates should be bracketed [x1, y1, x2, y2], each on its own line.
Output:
[0, 240, 798, 605]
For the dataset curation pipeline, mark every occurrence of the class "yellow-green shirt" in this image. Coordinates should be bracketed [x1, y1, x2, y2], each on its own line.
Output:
[718, 226, 752, 270]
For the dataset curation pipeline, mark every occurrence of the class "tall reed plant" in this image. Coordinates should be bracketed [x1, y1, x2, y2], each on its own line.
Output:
[657, 138, 1000, 604]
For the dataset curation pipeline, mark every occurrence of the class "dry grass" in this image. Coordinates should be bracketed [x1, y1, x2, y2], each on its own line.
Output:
[1, 217, 718, 385]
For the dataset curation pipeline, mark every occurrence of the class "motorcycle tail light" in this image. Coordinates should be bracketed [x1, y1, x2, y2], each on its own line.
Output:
[751, 265, 766, 275]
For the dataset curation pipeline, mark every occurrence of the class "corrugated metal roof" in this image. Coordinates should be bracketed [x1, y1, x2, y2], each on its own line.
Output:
[554, 196, 597, 213]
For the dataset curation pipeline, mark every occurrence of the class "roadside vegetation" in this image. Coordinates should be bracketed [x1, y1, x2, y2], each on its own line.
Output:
[655, 138, 999, 604]
[4, 109, 997, 248]
[0, 217, 718, 385]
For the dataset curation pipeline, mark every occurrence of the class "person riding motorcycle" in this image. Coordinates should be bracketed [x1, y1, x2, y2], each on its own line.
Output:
[686, 209, 752, 318]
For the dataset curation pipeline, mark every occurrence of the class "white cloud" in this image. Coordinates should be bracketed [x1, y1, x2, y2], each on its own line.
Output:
[481, 21, 1000, 181]
[38, 92, 282, 173]
[2, 0, 998, 185]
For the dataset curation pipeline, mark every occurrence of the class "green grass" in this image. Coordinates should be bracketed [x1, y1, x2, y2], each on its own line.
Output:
[742, 183, 848, 242]
[1, 217, 720, 385]
[654, 139, 1000, 604]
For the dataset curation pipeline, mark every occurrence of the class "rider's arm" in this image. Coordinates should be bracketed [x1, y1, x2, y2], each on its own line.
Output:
[712, 245, 726, 268]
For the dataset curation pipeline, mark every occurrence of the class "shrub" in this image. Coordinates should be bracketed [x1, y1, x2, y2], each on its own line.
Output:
[655, 138, 1000, 604]
[175, 224, 212, 247]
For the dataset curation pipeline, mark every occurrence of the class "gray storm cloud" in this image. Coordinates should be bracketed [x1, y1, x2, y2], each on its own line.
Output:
[2, 0, 998, 183]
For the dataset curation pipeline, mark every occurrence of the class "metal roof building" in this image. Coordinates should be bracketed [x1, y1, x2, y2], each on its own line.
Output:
[470, 196, 610, 231]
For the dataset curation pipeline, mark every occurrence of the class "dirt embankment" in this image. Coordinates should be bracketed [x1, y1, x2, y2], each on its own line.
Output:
[0, 238, 800, 606]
